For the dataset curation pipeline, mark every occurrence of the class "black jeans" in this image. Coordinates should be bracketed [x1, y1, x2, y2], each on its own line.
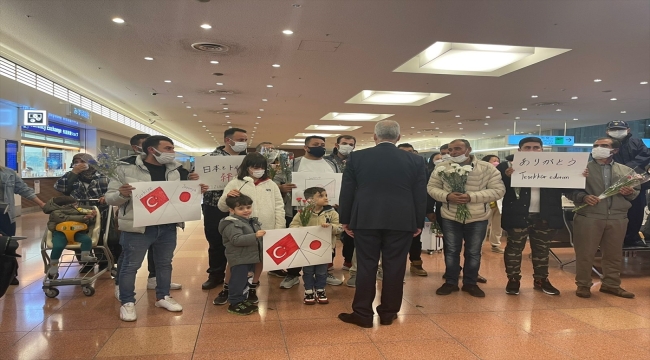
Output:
[203, 204, 230, 281]
[409, 233, 422, 262]
[0, 213, 18, 281]
[341, 232, 355, 263]
[624, 189, 646, 246]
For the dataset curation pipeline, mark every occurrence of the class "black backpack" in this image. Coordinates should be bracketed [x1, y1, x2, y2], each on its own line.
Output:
[0, 235, 22, 298]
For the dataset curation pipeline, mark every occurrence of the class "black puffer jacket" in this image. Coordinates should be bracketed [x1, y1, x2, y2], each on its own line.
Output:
[611, 134, 650, 170]
[496, 160, 565, 230]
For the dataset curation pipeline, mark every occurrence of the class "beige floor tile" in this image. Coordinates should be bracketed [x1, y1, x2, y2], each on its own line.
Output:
[202, 301, 280, 323]
[282, 318, 372, 348]
[96, 325, 200, 357]
[0, 309, 50, 332]
[193, 348, 289, 360]
[496, 309, 601, 334]
[288, 343, 383, 360]
[460, 333, 570, 359]
[428, 312, 528, 339]
[95, 355, 193, 360]
[537, 332, 650, 358]
[0, 332, 28, 349]
[194, 322, 284, 353]
[375, 338, 478, 360]
[275, 298, 352, 320]
[8, 328, 114, 359]
[559, 307, 650, 330]
[119, 303, 206, 328]
[608, 328, 650, 348]
[364, 314, 449, 342]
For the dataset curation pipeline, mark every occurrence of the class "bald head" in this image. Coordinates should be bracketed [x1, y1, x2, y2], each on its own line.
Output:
[374, 120, 401, 143]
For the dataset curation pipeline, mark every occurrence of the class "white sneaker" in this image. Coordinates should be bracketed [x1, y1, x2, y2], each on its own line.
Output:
[114, 285, 120, 301]
[326, 273, 343, 286]
[120, 302, 137, 321]
[155, 296, 183, 312]
[147, 278, 183, 290]
[279, 275, 300, 289]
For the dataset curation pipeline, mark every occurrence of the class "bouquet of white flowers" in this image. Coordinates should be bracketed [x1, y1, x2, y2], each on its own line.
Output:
[573, 166, 650, 212]
[88, 147, 125, 184]
[435, 163, 473, 223]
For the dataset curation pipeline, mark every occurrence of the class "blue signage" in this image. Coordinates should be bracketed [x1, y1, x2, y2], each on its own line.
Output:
[506, 135, 574, 146]
[642, 139, 650, 147]
[5, 140, 19, 171]
[22, 122, 80, 141]
[68, 104, 91, 121]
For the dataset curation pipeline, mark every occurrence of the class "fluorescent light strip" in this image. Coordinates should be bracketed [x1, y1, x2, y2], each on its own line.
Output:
[21, 140, 81, 150]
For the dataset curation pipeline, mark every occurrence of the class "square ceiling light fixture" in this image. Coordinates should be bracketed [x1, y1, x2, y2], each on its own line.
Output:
[320, 112, 394, 122]
[305, 125, 362, 131]
[394, 42, 571, 77]
[282, 142, 305, 147]
[295, 133, 341, 138]
[345, 90, 450, 106]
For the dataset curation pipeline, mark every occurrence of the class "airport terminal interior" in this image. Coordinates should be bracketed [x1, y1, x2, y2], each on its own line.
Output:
[1, 1, 650, 359]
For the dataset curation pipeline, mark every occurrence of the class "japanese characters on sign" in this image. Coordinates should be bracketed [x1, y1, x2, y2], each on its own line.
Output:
[511, 152, 590, 189]
[194, 156, 245, 191]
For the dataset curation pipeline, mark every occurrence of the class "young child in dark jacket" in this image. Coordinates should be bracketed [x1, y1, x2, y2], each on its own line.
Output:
[42, 196, 97, 278]
[218, 195, 266, 315]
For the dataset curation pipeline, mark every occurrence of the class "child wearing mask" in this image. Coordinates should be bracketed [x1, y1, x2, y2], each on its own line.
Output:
[42, 196, 97, 278]
[219, 195, 266, 315]
[215, 153, 285, 305]
[289, 187, 343, 304]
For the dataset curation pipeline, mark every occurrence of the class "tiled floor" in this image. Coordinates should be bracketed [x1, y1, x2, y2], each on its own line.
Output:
[3, 212, 650, 359]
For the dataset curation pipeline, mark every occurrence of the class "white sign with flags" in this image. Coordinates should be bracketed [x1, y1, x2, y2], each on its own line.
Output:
[262, 226, 332, 271]
[291, 172, 343, 206]
[131, 181, 202, 227]
[511, 152, 590, 189]
[194, 155, 245, 191]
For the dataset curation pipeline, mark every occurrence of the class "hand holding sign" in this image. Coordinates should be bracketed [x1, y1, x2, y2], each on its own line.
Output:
[131, 181, 202, 227]
[262, 226, 332, 271]
[511, 152, 590, 189]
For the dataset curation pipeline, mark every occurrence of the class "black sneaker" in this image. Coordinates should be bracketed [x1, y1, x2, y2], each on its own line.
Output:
[506, 279, 520, 295]
[243, 300, 260, 312]
[461, 284, 486, 297]
[227, 302, 257, 315]
[315, 289, 329, 304]
[212, 287, 229, 305]
[268, 269, 288, 277]
[534, 278, 560, 295]
[436, 283, 460, 295]
[304, 291, 316, 305]
[248, 282, 259, 304]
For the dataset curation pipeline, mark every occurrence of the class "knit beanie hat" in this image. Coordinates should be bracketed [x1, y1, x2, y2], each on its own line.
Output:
[53, 196, 77, 207]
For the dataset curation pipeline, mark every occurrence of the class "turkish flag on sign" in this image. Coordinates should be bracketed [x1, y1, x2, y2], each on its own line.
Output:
[266, 234, 300, 265]
[140, 187, 170, 213]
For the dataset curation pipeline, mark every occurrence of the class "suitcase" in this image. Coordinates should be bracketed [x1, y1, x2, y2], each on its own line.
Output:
[423, 222, 444, 254]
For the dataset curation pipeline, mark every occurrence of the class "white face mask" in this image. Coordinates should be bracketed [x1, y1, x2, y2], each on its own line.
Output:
[591, 147, 612, 160]
[608, 130, 628, 139]
[441, 154, 451, 160]
[433, 159, 444, 165]
[450, 154, 468, 163]
[250, 169, 265, 178]
[152, 149, 176, 164]
[338, 144, 354, 156]
[229, 139, 248, 153]
[134, 146, 144, 155]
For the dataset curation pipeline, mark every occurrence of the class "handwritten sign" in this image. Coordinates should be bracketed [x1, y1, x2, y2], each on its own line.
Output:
[511, 152, 590, 189]
[194, 156, 245, 191]
[262, 226, 332, 271]
[131, 181, 202, 227]
[291, 172, 343, 206]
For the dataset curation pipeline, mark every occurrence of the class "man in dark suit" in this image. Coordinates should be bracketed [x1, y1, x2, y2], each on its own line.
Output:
[337, 120, 427, 328]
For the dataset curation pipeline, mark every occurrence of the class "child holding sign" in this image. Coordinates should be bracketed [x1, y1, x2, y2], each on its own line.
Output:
[289, 187, 343, 304]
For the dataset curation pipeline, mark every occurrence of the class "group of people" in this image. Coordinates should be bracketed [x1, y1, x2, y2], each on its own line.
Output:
[1, 118, 648, 325]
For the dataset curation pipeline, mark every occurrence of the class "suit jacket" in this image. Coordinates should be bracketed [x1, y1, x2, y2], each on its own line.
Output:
[339, 142, 428, 232]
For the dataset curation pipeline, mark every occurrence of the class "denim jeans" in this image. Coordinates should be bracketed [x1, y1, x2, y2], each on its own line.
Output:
[114, 246, 156, 285]
[228, 263, 254, 305]
[118, 224, 177, 304]
[302, 264, 328, 291]
[441, 219, 488, 286]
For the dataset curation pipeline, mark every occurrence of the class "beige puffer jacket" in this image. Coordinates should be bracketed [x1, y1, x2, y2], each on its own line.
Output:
[428, 156, 505, 224]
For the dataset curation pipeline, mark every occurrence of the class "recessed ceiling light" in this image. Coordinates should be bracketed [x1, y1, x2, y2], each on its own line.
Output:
[522, 108, 527, 110]
[459, 128, 464, 130]
[259, 109, 264, 112]
[272, 64, 281, 68]
[305, 125, 361, 131]
[610, 98, 617, 101]
[262, 99, 268, 102]
[556, 109, 561, 111]
[321, 112, 394, 122]
[186, 106, 191, 109]
[144, 57, 154, 61]
[487, 107, 493, 109]
[435, 127, 439, 130]
[225, 115, 230, 118]
[202, 125, 206, 127]
[226, 121, 231, 123]
[164, 80, 171, 83]
[641, 81, 649, 85]
[345, 90, 450, 106]
[295, 133, 340, 138]
[531, 95, 538, 98]
[220, 97, 226, 100]
[457, 122, 462, 124]
[266, 85, 274, 88]
[216, 82, 223, 85]
[536, 124, 541, 127]
[177, 95, 183, 98]
[483, 133, 486, 135]
[439, 131, 443, 133]
[223, 107, 228, 110]
[573, 118, 579, 121]
[621, 110, 627, 113]
[282, 30, 293, 35]
[112, 18, 125, 24]
[430, 121, 435, 123]
[515, 117, 520, 119]
[198, 120, 202, 122]
[571, 96, 578, 100]
[257, 116, 261, 119]
[484, 123, 489, 125]
[394, 42, 570, 76]
[411, 126, 415, 128]
[201, 24, 212, 29]
[193, 114, 197, 116]
[455, 115, 460, 118]
[210, 60, 219, 64]
[485, 116, 491, 118]
[594, 79, 602, 82]
[255, 122, 259, 125]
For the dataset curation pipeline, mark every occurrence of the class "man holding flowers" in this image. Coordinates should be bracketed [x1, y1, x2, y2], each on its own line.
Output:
[428, 139, 505, 298]
[568, 137, 639, 299]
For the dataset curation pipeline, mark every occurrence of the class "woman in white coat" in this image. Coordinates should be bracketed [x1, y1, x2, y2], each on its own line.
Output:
[214, 153, 285, 305]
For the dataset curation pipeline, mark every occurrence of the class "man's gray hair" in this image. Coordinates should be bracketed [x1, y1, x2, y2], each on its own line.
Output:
[375, 120, 400, 141]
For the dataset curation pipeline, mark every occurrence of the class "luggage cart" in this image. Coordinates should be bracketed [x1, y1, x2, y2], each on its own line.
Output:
[40, 204, 114, 298]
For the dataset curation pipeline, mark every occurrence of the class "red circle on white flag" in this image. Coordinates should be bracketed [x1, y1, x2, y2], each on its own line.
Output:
[179, 192, 191, 202]
[309, 240, 321, 250]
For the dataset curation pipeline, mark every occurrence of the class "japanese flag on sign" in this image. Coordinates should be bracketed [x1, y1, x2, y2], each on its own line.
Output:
[131, 181, 202, 227]
[262, 226, 332, 271]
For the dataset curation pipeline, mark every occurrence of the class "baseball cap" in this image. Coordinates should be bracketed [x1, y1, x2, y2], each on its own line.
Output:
[606, 121, 629, 129]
